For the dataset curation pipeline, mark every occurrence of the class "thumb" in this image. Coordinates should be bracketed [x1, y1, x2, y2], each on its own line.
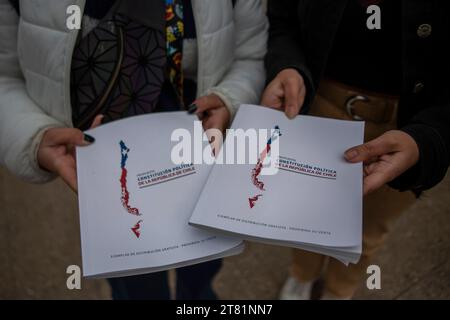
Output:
[344, 134, 395, 163]
[46, 128, 95, 147]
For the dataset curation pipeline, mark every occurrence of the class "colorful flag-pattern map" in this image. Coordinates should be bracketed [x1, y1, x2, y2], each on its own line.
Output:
[120, 141, 143, 238]
[131, 220, 143, 238]
[249, 126, 282, 209]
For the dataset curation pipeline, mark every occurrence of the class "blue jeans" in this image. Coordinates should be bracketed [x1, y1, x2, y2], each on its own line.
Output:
[107, 259, 222, 300]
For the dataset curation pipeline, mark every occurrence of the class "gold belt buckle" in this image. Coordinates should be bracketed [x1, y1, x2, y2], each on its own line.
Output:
[345, 95, 369, 121]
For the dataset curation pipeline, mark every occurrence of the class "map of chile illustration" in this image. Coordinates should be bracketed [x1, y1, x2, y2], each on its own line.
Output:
[249, 126, 282, 209]
[119, 141, 142, 238]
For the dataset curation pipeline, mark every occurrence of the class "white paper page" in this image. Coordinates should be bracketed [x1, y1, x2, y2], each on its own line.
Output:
[77, 112, 242, 277]
[190, 105, 364, 248]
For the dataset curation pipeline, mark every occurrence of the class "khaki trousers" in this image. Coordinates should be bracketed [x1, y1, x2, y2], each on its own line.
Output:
[291, 80, 416, 298]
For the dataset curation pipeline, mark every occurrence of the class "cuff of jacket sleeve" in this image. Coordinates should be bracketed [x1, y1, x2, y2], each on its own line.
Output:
[206, 87, 240, 119]
[28, 126, 61, 184]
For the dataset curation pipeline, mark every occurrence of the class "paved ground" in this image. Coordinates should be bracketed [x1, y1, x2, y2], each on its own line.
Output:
[0, 166, 449, 300]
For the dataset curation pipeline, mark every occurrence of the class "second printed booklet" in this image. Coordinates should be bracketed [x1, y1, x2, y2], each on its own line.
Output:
[190, 105, 365, 265]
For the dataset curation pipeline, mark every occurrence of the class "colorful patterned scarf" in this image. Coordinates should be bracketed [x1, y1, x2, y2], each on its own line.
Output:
[165, 0, 185, 107]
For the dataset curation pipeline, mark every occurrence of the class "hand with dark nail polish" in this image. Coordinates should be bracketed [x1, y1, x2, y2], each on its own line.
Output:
[84, 134, 96, 143]
[187, 103, 198, 114]
[36, 114, 103, 192]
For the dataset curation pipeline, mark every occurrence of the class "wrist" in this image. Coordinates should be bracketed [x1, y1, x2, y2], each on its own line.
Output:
[31, 127, 59, 182]
[398, 130, 420, 165]
[206, 88, 238, 119]
[392, 124, 444, 192]
[278, 68, 302, 79]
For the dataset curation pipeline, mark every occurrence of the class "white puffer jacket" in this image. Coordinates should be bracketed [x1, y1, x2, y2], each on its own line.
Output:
[0, 0, 268, 183]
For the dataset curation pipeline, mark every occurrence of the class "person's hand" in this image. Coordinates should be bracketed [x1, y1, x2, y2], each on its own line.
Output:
[261, 68, 306, 119]
[344, 130, 420, 195]
[37, 115, 104, 192]
[188, 94, 231, 155]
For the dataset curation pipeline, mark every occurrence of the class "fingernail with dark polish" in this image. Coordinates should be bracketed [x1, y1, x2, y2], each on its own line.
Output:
[84, 134, 96, 144]
[187, 104, 198, 114]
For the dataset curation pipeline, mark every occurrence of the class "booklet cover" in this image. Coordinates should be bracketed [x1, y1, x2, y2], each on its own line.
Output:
[189, 105, 364, 264]
[76, 112, 243, 278]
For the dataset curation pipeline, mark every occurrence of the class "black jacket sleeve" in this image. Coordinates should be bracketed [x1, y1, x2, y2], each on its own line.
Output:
[391, 105, 450, 192]
[265, 0, 316, 112]
[265, 0, 347, 113]
[8, 0, 19, 15]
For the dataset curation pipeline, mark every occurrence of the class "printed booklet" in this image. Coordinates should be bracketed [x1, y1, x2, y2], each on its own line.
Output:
[189, 105, 364, 265]
[76, 112, 243, 278]
[76, 105, 364, 277]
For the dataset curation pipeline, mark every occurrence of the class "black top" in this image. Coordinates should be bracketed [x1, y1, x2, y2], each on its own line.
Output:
[325, 0, 402, 95]
[71, 0, 198, 129]
[266, 0, 450, 193]
[83, 0, 116, 19]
